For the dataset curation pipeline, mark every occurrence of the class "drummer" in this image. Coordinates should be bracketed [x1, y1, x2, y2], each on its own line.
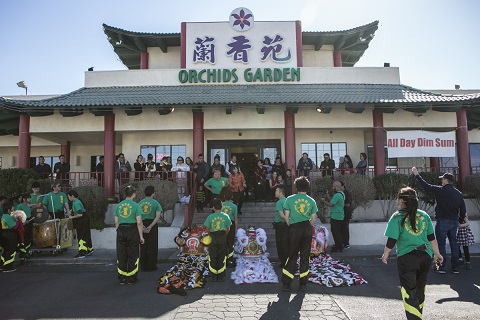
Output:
[1, 201, 19, 272]
[42, 182, 69, 219]
[29, 182, 44, 206]
[16, 193, 33, 258]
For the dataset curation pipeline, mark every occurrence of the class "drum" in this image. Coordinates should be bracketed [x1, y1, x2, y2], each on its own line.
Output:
[180, 225, 209, 255]
[32, 205, 49, 224]
[33, 219, 59, 247]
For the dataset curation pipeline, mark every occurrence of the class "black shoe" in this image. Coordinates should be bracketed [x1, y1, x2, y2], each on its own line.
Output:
[87, 249, 95, 256]
[450, 268, 460, 274]
[74, 252, 86, 259]
[330, 247, 343, 253]
[119, 278, 128, 285]
[2, 268, 16, 273]
[128, 278, 139, 284]
[299, 283, 307, 292]
[434, 267, 446, 274]
[343, 245, 350, 249]
[282, 283, 291, 292]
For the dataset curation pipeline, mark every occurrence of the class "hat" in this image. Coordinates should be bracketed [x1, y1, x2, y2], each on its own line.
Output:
[439, 173, 455, 181]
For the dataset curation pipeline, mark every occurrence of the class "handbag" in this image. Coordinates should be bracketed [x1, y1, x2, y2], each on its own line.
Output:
[67, 218, 74, 230]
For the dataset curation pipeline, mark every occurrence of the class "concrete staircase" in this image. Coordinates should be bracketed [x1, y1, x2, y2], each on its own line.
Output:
[191, 201, 279, 260]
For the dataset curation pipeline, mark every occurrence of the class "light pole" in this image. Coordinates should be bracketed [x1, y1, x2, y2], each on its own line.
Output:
[17, 81, 28, 95]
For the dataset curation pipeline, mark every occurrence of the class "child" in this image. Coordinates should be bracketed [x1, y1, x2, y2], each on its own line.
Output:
[221, 189, 238, 267]
[1, 201, 19, 272]
[67, 190, 94, 259]
[284, 169, 293, 197]
[114, 185, 144, 285]
[16, 193, 33, 258]
[138, 185, 163, 271]
[204, 199, 231, 282]
[195, 185, 206, 213]
[273, 186, 288, 268]
[458, 215, 475, 270]
[29, 182, 43, 206]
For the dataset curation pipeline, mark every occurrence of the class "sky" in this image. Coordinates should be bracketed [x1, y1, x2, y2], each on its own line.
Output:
[1, 0, 479, 96]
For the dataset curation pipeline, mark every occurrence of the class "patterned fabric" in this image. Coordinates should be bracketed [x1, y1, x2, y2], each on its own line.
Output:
[230, 254, 278, 285]
[303, 253, 368, 288]
[457, 226, 475, 246]
[157, 254, 209, 295]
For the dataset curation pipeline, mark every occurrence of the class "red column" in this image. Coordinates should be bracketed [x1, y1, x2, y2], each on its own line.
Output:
[429, 157, 439, 171]
[193, 112, 204, 158]
[140, 51, 149, 69]
[104, 113, 116, 196]
[61, 141, 71, 164]
[333, 50, 342, 67]
[456, 108, 470, 191]
[372, 109, 385, 176]
[284, 111, 296, 175]
[18, 114, 31, 168]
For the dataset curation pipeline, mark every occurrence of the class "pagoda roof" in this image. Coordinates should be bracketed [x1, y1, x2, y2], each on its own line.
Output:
[103, 21, 379, 69]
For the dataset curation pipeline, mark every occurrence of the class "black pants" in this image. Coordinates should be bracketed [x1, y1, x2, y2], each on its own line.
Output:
[19, 222, 33, 257]
[116, 224, 140, 281]
[341, 217, 350, 246]
[274, 222, 289, 268]
[254, 181, 266, 201]
[227, 221, 236, 262]
[140, 219, 158, 271]
[49, 211, 65, 220]
[208, 231, 227, 278]
[397, 250, 432, 320]
[330, 218, 343, 250]
[459, 246, 470, 262]
[0, 230, 18, 270]
[282, 221, 312, 285]
[74, 215, 92, 254]
[233, 191, 245, 213]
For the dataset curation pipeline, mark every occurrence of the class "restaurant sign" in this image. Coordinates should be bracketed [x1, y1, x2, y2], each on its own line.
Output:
[386, 130, 456, 158]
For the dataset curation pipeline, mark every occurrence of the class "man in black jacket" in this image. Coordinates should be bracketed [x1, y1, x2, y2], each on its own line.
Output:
[412, 167, 465, 274]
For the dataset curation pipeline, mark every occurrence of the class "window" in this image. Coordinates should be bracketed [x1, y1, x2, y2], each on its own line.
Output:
[440, 143, 480, 170]
[140, 145, 186, 162]
[301, 142, 346, 168]
[367, 146, 397, 168]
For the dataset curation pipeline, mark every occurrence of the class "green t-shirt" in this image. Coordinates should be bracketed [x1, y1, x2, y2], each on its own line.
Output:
[283, 193, 318, 225]
[138, 197, 163, 220]
[15, 203, 32, 218]
[275, 197, 287, 223]
[384, 209, 434, 257]
[1, 213, 16, 229]
[114, 200, 143, 224]
[205, 177, 228, 194]
[329, 191, 345, 221]
[221, 201, 238, 221]
[71, 198, 86, 216]
[30, 193, 44, 205]
[204, 211, 232, 232]
[42, 192, 67, 212]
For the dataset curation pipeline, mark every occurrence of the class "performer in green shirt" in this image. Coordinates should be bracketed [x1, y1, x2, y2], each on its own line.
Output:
[282, 176, 318, 292]
[138, 186, 163, 271]
[274, 186, 288, 268]
[382, 187, 443, 320]
[204, 199, 231, 282]
[204, 170, 229, 204]
[1, 201, 18, 272]
[221, 189, 238, 267]
[114, 185, 145, 285]
[67, 190, 94, 259]
[320, 181, 345, 252]
[42, 182, 69, 219]
[16, 193, 33, 258]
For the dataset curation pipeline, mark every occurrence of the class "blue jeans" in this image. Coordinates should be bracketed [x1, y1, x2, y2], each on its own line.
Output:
[435, 219, 459, 270]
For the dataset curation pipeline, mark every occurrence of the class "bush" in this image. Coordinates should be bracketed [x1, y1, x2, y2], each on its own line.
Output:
[372, 173, 409, 221]
[465, 174, 480, 214]
[310, 176, 333, 222]
[73, 186, 109, 230]
[128, 180, 178, 211]
[27, 178, 53, 196]
[0, 168, 39, 199]
[338, 174, 375, 212]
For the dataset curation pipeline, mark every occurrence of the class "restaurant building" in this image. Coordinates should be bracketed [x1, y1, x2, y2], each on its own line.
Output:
[1, 7, 480, 196]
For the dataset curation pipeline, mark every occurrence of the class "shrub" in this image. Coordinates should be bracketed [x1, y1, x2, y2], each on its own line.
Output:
[310, 176, 333, 222]
[465, 174, 480, 214]
[27, 178, 53, 196]
[128, 180, 178, 211]
[338, 174, 375, 212]
[73, 186, 109, 230]
[0, 168, 39, 199]
[372, 173, 409, 221]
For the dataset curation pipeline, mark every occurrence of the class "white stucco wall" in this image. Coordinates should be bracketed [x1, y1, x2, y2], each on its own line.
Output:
[148, 47, 181, 69]
[302, 45, 334, 67]
[30, 112, 104, 132]
[115, 109, 193, 131]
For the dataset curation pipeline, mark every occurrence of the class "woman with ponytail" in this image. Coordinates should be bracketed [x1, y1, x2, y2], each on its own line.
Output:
[382, 187, 443, 320]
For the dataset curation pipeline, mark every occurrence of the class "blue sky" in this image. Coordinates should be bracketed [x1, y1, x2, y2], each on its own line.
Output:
[1, 0, 479, 96]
